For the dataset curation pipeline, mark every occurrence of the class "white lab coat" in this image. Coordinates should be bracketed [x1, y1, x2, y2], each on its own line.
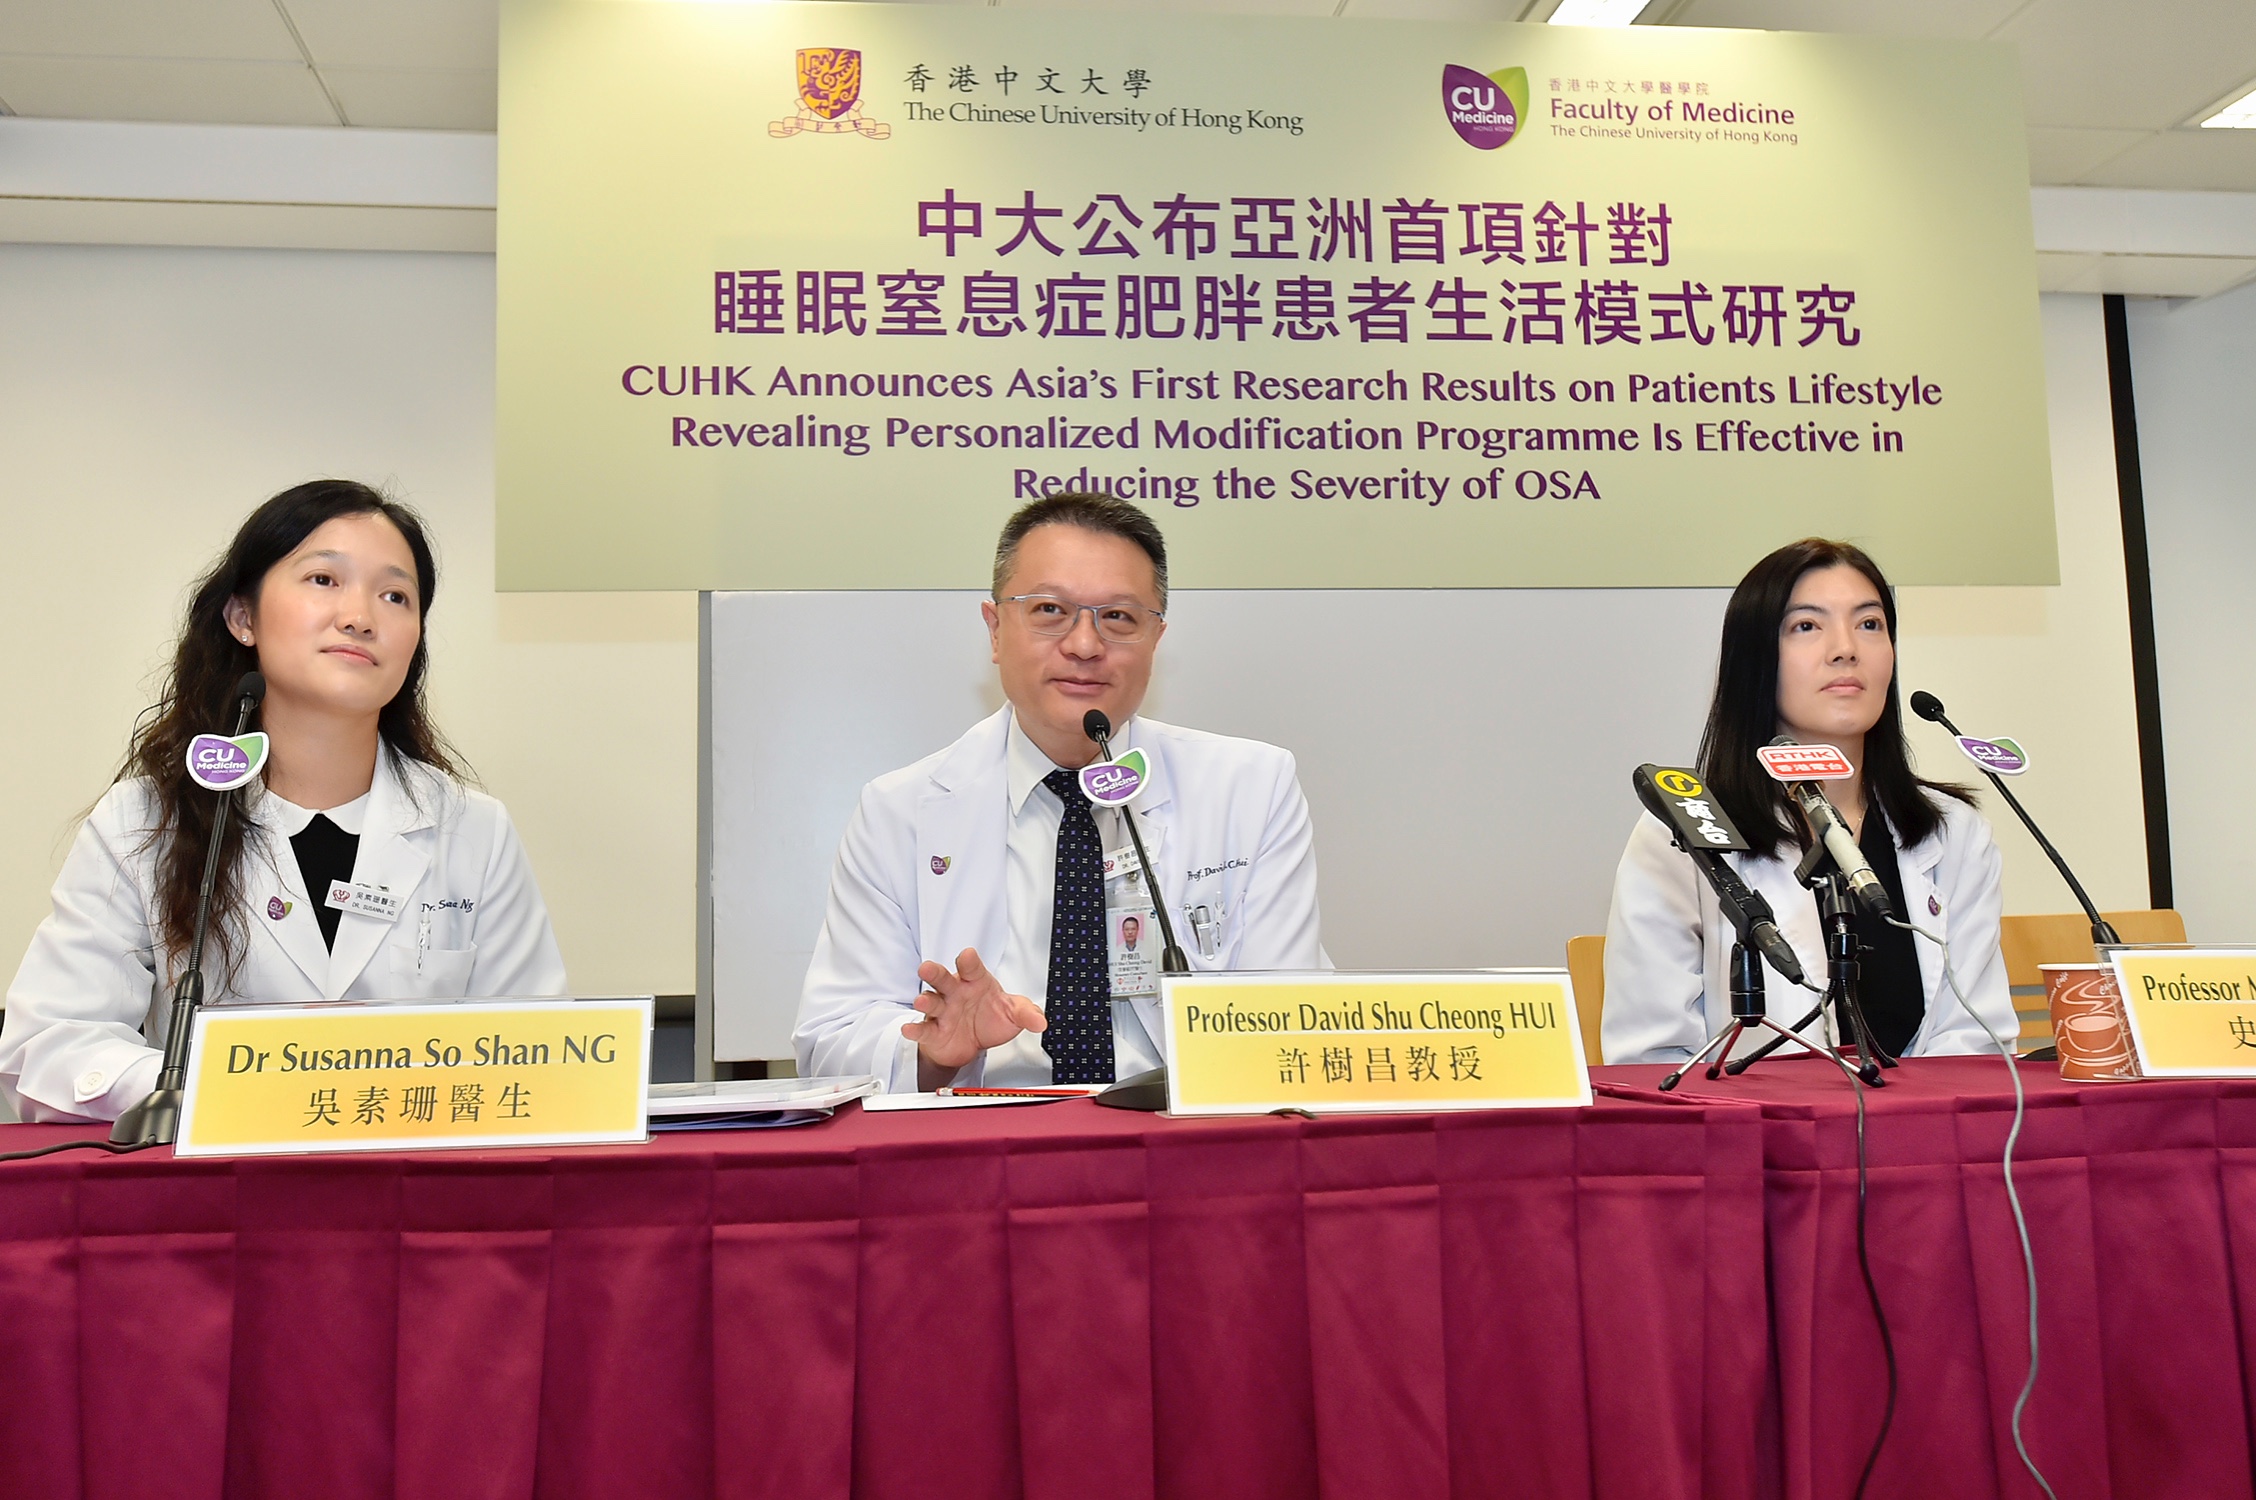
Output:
[0, 752, 568, 1123]
[795, 707, 1327, 1090]
[1601, 791, 2015, 1065]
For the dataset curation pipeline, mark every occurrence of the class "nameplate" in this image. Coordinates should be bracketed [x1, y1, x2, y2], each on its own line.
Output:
[2110, 948, 2256, 1077]
[1163, 971, 1592, 1116]
[174, 999, 653, 1156]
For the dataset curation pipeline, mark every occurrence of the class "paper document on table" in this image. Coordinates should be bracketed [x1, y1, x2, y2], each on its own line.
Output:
[646, 1076, 877, 1117]
[860, 1087, 1105, 1111]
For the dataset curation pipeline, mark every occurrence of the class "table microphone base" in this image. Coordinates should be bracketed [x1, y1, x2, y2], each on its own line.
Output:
[1095, 1067, 1168, 1111]
[110, 1087, 183, 1146]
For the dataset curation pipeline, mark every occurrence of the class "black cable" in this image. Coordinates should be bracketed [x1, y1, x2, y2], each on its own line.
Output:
[0, 1137, 156, 1164]
[1849, 1068, 1899, 1499]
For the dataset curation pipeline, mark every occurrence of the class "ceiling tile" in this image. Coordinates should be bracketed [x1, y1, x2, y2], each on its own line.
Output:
[0, 0, 299, 62]
[2077, 128, 2256, 192]
[279, 0, 497, 71]
[1998, 0, 2256, 131]
[0, 57, 335, 125]
[2026, 125, 2148, 183]
[321, 66, 496, 132]
[1658, 0, 2024, 38]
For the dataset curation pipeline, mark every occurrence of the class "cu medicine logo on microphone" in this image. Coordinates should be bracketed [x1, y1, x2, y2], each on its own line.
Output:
[1442, 65, 1527, 150]
[185, 732, 269, 791]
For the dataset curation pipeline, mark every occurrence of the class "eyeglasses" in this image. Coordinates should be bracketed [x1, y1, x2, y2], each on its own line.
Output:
[997, 593, 1166, 644]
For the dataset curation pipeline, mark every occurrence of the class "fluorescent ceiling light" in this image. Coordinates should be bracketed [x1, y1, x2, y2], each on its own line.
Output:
[2200, 83, 2256, 128]
[1549, 0, 1656, 24]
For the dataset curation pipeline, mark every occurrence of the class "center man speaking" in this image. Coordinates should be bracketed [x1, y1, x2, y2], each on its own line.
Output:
[795, 494, 1328, 1092]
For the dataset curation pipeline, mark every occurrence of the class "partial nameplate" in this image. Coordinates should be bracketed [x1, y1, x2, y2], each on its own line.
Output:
[174, 998, 653, 1156]
[2109, 947, 2256, 1077]
[1163, 970, 1591, 1116]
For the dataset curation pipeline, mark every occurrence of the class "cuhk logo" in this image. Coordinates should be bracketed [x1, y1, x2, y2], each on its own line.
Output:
[1443, 64, 1527, 150]
[1079, 747, 1150, 807]
[185, 731, 269, 791]
[770, 47, 891, 139]
[1956, 735, 2030, 775]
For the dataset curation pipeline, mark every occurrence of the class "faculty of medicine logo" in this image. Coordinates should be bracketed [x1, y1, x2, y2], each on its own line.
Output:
[769, 47, 891, 139]
[1443, 64, 1528, 150]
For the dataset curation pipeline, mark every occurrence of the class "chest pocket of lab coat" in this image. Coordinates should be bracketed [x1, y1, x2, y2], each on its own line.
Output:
[386, 943, 477, 997]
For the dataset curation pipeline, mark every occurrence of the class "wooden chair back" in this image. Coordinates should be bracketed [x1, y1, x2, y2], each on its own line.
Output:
[1567, 934, 1606, 1064]
[1999, 909, 2188, 1043]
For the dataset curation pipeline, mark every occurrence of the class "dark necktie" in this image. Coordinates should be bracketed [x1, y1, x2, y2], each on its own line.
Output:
[1041, 767, 1114, 1084]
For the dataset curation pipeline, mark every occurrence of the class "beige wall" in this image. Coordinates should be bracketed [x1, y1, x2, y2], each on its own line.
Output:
[0, 249, 2152, 1015]
[1894, 293, 2153, 917]
[0, 244, 698, 997]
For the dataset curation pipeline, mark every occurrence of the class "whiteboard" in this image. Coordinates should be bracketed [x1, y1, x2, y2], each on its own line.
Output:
[707, 588, 1727, 1062]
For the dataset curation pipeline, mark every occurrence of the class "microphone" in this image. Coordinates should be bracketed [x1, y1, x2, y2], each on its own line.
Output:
[1633, 764, 1810, 987]
[1909, 690, 2121, 947]
[112, 670, 267, 1145]
[1762, 737, 1896, 919]
[1082, 710, 1189, 976]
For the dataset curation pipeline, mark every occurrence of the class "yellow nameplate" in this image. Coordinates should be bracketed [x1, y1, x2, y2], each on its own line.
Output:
[1164, 971, 1592, 1116]
[2110, 949, 2256, 1077]
[174, 999, 653, 1156]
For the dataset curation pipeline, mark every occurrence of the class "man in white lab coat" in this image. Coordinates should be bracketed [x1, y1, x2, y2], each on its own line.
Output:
[795, 494, 1326, 1092]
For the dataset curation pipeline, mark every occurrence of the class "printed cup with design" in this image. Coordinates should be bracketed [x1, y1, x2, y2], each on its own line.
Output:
[2040, 963, 2141, 1081]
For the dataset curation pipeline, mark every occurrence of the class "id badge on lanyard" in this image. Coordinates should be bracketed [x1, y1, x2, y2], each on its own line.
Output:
[1101, 838, 1160, 1000]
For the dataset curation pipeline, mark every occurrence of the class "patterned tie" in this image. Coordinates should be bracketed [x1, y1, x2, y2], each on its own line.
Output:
[1041, 767, 1114, 1084]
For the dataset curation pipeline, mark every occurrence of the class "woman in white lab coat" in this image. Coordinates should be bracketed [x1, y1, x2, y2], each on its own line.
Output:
[0, 481, 567, 1123]
[1601, 538, 2015, 1066]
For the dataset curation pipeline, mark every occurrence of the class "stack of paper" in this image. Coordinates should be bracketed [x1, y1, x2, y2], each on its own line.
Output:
[645, 1076, 879, 1131]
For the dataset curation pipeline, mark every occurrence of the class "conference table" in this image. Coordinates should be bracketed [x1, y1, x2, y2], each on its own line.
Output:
[2, 1058, 2250, 1500]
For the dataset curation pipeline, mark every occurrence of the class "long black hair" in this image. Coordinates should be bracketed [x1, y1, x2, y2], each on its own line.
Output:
[120, 480, 462, 983]
[1696, 537, 1972, 860]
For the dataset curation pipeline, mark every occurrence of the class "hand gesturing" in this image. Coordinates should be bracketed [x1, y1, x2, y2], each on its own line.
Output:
[904, 947, 1047, 1083]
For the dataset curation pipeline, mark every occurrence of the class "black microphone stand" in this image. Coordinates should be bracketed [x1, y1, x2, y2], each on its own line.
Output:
[1725, 855, 1896, 1079]
[112, 688, 261, 1147]
[1911, 693, 2120, 949]
[1659, 847, 1875, 1092]
[1081, 713, 1189, 1112]
[1660, 936, 1871, 1091]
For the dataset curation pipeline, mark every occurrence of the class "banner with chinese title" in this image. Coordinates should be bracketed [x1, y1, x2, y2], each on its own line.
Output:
[496, 1, 2053, 589]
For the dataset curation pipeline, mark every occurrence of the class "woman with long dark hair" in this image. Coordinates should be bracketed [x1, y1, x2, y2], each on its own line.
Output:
[1601, 538, 2014, 1065]
[1, 481, 565, 1122]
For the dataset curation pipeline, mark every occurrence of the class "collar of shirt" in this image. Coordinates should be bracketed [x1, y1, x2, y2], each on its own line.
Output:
[259, 788, 373, 838]
[1005, 710, 1139, 816]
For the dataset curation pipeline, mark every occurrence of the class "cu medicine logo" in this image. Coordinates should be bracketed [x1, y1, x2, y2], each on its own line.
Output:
[770, 47, 891, 140]
[1442, 65, 1528, 150]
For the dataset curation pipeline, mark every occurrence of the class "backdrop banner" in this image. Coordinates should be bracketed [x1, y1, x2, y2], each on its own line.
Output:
[498, 1, 2054, 589]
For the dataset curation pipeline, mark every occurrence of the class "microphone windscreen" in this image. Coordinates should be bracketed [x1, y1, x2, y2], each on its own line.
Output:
[236, 671, 267, 705]
[1908, 690, 1945, 722]
[1083, 709, 1112, 743]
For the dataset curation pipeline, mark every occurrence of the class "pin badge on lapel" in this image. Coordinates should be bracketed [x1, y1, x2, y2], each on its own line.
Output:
[1928, 895, 1941, 917]
[267, 897, 290, 921]
[931, 856, 952, 875]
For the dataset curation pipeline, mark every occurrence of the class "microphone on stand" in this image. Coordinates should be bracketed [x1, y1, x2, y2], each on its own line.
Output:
[1761, 737, 1896, 920]
[1632, 764, 1810, 988]
[1908, 691, 2121, 948]
[112, 671, 267, 1146]
[1083, 709, 1185, 1112]
[1082, 709, 1189, 975]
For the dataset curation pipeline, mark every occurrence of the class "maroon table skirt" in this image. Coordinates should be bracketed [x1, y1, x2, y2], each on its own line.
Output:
[0, 1093, 1769, 1500]
[1602, 1055, 2256, 1500]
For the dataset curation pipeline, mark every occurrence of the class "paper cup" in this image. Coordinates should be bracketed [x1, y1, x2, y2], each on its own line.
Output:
[2041, 963, 2142, 1082]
